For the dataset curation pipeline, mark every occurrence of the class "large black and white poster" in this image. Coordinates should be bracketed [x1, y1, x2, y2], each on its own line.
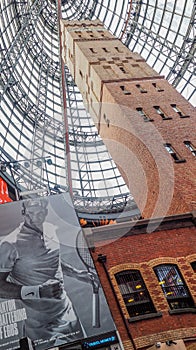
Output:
[0, 193, 116, 350]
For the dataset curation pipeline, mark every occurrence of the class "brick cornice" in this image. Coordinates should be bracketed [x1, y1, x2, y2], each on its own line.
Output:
[86, 212, 196, 244]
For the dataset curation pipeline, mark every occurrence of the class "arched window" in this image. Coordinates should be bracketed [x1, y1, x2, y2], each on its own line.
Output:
[154, 264, 194, 310]
[115, 270, 156, 317]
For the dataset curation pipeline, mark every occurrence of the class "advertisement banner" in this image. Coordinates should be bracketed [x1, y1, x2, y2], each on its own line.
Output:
[0, 194, 116, 350]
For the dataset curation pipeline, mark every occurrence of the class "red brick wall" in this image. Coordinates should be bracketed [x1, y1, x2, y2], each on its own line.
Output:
[91, 225, 196, 349]
[100, 79, 196, 218]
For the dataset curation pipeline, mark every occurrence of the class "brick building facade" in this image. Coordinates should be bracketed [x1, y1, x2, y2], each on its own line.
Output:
[88, 214, 196, 350]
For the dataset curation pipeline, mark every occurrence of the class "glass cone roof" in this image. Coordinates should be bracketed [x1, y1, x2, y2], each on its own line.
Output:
[0, 0, 195, 217]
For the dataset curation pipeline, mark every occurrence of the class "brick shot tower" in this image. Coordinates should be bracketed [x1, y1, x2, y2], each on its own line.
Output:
[61, 20, 196, 350]
[61, 19, 196, 219]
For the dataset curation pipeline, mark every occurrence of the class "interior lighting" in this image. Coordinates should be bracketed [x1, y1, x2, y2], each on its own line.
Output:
[80, 218, 87, 226]
[136, 285, 142, 289]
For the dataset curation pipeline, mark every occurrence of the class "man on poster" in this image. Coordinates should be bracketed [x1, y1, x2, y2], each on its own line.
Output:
[0, 197, 97, 349]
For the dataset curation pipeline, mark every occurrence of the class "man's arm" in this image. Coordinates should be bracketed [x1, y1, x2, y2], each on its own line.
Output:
[0, 272, 22, 299]
[0, 272, 63, 300]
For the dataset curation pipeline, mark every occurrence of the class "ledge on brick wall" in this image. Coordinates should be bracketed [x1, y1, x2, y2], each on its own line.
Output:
[162, 117, 173, 120]
[169, 307, 196, 315]
[128, 311, 162, 323]
[144, 118, 154, 122]
[174, 159, 186, 163]
[88, 211, 196, 244]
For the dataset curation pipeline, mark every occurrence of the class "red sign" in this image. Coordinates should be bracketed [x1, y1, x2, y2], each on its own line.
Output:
[0, 177, 12, 204]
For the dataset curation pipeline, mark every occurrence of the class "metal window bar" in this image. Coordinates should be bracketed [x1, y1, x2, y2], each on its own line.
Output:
[154, 265, 194, 309]
[115, 270, 156, 317]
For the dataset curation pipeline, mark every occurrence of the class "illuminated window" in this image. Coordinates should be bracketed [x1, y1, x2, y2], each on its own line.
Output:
[154, 265, 194, 310]
[115, 270, 156, 318]
[184, 141, 196, 156]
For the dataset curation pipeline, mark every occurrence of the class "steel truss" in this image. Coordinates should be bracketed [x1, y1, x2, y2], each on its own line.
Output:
[123, 0, 195, 105]
[0, 0, 195, 218]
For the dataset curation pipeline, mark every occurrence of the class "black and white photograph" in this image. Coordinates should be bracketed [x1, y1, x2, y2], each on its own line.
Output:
[0, 193, 116, 350]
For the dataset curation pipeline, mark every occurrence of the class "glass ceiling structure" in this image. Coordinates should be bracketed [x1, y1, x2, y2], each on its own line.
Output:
[0, 0, 195, 219]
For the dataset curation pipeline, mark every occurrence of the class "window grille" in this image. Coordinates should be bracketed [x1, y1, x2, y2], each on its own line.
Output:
[115, 270, 156, 317]
[154, 264, 194, 310]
